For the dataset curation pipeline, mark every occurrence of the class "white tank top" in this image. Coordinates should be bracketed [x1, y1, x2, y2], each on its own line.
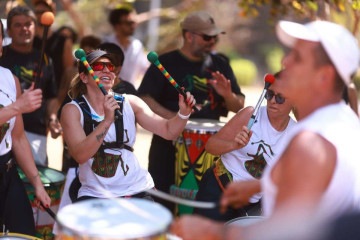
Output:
[222, 106, 296, 202]
[69, 94, 154, 198]
[0, 67, 16, 155]
[262, 102, 360, 219]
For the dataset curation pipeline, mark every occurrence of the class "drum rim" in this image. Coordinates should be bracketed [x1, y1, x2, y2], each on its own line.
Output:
[225, 216, 265, 226]
[57, 198, 172, 238]
[184, 119, 225, 134]
[0, 232, 42, 240]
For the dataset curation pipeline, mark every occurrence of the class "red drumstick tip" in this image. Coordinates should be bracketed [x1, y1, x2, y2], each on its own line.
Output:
[40, 12, 55, 26]
[264, 73, 275, 84]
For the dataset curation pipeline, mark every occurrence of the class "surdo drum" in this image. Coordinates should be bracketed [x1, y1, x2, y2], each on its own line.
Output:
[172, 119, 224, 215]
[226, 216, 265, 227]
[18, 166, 65, 240]
[56, 198, 173, 240]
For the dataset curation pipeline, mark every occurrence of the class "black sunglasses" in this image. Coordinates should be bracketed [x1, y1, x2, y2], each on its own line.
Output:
[265, 90, 285, 104]
[91, 62, 115, 72]
[192, 32, 218, 42]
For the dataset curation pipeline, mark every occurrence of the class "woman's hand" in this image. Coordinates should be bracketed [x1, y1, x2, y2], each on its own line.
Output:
[178, 91, 196, 117]
[103, 95, 120, 123]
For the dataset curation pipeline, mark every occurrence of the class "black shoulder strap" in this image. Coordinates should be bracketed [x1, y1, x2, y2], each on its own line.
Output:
[74, 94, 133, 151]
[74, 96, 93, 136]
[113, 93, 124, 146]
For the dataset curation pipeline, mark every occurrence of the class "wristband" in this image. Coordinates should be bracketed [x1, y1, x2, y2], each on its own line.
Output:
[177, 111, 191, 120]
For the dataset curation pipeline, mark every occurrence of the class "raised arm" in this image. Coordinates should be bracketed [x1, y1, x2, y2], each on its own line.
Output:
[205, 106, 254, 155]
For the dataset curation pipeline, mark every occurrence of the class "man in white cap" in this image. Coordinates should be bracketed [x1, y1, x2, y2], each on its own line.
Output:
[170, 20, 360, 240]
[138, 11, 245, 213]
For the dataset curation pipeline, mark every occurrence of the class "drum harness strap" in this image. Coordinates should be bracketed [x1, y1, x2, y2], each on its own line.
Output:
[74, 94, 133, 152]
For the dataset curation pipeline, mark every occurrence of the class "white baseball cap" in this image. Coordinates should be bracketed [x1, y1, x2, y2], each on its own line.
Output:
[276, 20, 360, 85]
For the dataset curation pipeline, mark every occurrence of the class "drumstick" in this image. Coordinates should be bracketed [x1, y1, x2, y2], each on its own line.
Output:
[147, 51, 199, 112]
[40, 202, 57, 221]
[247, 74, 275, 129]
[74, 48, 122, 119]
[35, 12, 54, 89]
[145, 188, 216, 209]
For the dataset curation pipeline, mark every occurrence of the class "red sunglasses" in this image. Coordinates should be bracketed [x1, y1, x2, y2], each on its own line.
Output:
[91, 62, 115, 72]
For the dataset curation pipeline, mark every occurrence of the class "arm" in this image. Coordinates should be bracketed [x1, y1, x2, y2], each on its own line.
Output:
[205, 106, 254, 155]
[61, 95, 121, 164]
[130, 92, 195, 140]
[208, 71, 245, 113]
[140, 94, 177, 119]
[11, 110, 51, 208]
[0, 77, 42, 125]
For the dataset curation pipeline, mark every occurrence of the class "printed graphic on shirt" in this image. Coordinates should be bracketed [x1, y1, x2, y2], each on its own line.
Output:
[244, 140, 274, 179]
[183, 74, 219, 110]
[91, 152, 129, 178]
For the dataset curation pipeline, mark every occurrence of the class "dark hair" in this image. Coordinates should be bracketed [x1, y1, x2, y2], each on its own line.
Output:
[7, 6, 36, 29]
[56, 26, 78, 43]
[313, 43, 345, 94]
[0, 20, 4, 39]
[80, 35, 101, 51]
[97, 42, 124, 66]
[108, 7, 133, 26]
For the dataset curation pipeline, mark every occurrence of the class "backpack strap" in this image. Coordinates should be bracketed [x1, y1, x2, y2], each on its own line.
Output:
[74, 95, 133, 152]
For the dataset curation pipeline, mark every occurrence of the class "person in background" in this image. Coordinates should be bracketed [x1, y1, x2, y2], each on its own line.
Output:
[138, 11, 245, 212]
[0, 19, 51, 237]
[171, 20, 360, 240]
[104, 4, 149, 88]
[0, 5, 59, 166]
[60, 49, 195, 202]
[32, 0, 74, 102]
[195, 72, 296, 221]
[98, 42, 138, 96]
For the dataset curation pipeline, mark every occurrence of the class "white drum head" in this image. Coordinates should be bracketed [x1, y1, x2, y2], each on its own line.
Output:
[57, 198, 172, 239]
[185, 119, 225, 133]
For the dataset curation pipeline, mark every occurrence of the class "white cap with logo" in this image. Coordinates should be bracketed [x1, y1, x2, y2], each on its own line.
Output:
[276, 20, 360, 85]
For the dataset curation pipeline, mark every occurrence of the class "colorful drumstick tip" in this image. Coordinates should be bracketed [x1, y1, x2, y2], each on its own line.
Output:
[147, 51, 159, 64]
[40, 12, 55, 26]
[74, 48, 87, 60]
[264, 74, 275, 84]
[264, 73, 275, 89]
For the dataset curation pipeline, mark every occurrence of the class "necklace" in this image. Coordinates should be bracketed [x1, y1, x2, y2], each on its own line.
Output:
[0, 88, 14, 103]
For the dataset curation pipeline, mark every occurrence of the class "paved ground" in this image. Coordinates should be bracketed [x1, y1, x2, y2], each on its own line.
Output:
[47, 85, 263, 171]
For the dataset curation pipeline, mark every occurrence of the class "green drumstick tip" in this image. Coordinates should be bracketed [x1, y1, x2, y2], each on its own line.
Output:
[74, 48, 86, 60]
[147, 51, 159, 64]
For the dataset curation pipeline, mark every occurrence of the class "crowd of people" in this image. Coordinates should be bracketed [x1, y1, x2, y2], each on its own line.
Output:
[0, 1, 360, 240]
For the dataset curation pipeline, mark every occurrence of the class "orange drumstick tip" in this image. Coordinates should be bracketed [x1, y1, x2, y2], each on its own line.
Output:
[40, 12, 55, 26]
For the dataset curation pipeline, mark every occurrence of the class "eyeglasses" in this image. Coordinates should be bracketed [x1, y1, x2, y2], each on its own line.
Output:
[91, 62, 115, 72]
[265, 90, 285, 104]
[192, 32, 218, 42]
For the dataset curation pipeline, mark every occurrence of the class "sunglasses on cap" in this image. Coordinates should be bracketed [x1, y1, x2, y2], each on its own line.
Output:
[265, 90, 285, 104]
[91, 62, 115, 72]
[192, 32, 218, 42]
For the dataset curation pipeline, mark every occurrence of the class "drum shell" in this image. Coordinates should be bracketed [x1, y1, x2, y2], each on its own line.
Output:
[18, 166, 65, 240]
[56, 198, 172, 240]
[173, 119, 224, 215]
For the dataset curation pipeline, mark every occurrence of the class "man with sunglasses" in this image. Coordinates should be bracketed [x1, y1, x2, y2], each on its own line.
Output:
[171, 20, 360, 240]
[194, 72, 296, 222]
[138, 11, 245, 213]
[104, 5, 149, 88]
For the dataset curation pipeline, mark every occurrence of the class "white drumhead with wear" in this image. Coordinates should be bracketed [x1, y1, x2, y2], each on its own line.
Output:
[57, 198, 172, 239]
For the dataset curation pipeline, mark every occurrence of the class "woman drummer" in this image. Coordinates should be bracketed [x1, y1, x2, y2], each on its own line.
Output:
[60, 49, 196, 201]
[194, 71, 297, 221]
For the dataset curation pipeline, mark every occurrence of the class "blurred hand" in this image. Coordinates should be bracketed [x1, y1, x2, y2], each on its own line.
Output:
[234, 125, 252, 149]
[208, 71, 233, 98]
[171, 215, 223, 240]
[15, 82, 42, 114]
[220, 180, 260, 213]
